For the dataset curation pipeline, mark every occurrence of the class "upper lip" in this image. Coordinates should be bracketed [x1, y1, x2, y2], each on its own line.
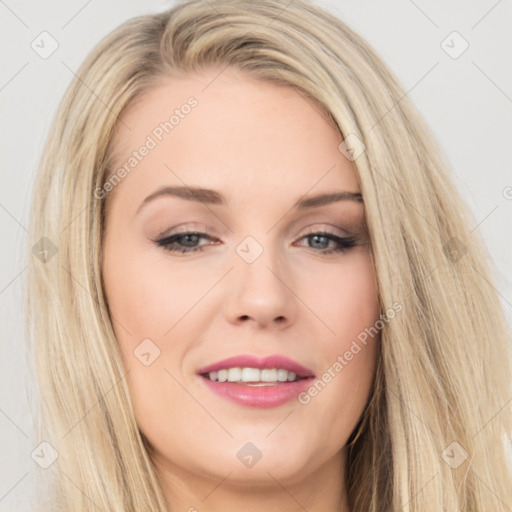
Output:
[197, 354, 315, 378]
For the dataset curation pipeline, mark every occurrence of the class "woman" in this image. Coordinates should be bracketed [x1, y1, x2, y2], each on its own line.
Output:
[25, 0, 512, 510]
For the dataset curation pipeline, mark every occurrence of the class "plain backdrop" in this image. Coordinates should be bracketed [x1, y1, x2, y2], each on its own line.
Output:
[1, 0, 511, 510]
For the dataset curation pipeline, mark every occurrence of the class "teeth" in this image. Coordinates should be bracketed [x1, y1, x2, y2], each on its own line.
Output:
[261, 369, 277, 382]
[227, 367, 242, 382]
[277, 369, 288, 382]
[206, 367, 300, 383]
[241, 367, 260, 382]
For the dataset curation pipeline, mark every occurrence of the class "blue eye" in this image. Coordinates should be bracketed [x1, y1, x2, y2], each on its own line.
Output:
[299, 232, 357, 254]
[156, 232, 213, 253]
[155, 230, 358, 254]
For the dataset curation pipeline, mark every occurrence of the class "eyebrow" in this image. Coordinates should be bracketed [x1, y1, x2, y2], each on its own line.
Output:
[136, 185, 363, 214]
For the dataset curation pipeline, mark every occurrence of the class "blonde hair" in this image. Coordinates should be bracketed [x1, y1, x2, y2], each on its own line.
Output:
[25, 0, 512, 510]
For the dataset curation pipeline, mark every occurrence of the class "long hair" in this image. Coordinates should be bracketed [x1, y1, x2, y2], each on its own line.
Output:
[25, 0, 512, 510]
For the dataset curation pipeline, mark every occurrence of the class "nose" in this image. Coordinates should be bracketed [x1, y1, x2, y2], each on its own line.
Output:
[223, 245, 298, 330]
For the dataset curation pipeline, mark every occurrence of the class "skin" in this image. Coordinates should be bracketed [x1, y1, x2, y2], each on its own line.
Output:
[102, 66, 380, 512]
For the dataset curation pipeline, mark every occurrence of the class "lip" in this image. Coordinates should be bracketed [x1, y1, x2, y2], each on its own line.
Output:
[197, 354, 315, 409]
[197, 354, 315, 378]
[200, 378, 314, 408]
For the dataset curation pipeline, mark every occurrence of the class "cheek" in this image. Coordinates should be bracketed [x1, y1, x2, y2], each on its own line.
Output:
[297, 250, 380, 428]
[301, 250, 379, 340]
[101, 235, 203, 438]
[102, 234, 213, 344]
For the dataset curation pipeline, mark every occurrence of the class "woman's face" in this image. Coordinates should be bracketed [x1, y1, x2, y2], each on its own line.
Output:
[102, 67, 380, 503]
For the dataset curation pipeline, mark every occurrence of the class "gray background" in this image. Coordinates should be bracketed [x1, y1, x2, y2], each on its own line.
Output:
[1, 0, 511, 510]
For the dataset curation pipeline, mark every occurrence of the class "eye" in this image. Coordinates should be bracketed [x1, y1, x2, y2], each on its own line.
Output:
[155, 231, 217, 253]
[294, 231, 357, 254]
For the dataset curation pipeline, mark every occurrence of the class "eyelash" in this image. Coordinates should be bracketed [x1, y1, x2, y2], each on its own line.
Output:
[155, 230, 358, 255]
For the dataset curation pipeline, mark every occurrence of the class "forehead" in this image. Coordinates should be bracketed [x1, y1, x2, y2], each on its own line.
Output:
[107, 67, 360, 209]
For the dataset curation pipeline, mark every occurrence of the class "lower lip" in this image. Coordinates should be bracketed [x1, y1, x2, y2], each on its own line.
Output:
[199, 376, 314, 408]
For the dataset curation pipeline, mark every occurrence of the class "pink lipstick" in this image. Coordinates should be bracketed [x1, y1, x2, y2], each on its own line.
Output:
[197, 354, 315, 408]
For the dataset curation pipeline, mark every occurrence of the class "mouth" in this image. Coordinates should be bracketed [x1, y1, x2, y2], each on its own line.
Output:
[197, 353, 315, 383]
[196, 354, 315, 408]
